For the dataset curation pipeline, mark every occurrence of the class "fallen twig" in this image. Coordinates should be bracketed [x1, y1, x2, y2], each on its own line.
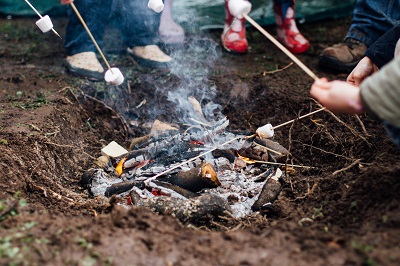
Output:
[262, 62, 294, 76]
[0, 200, 18, 219]
[313, 99, 370, 144]
[76, 89, 130, 140]
[355, 114, 371, 137]
[332, 159, 362, 176]
[294, 141, 354, 161]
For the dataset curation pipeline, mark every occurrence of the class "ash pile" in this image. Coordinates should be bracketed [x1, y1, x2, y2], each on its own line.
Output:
[82, 100, 292, 224]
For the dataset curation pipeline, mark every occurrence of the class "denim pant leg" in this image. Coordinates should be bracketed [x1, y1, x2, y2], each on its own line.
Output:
[112, 0, 160, 47]
[64, 0, 112, 56]
[273, 0, 295, 18]
[346, 0, 400, 47]
[384, 122, 400, 148]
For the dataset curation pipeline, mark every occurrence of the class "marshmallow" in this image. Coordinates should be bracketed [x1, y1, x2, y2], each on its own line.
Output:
[256, 123, 274, 138]
[35, 15, 53, 33]
[104, 67, 124, 86]
[228, 0, 252, 19]
[148, 0, 164, 13]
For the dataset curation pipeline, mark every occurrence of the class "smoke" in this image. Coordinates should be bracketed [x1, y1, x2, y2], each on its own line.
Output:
[167, 37, 225, 125]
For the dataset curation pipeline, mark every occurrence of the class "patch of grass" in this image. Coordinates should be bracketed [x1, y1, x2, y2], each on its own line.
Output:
[351, 240, 374, 255]
[9, 91, 49, 110]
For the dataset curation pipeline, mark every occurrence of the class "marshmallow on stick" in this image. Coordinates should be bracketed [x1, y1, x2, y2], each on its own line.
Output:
[148, 0, 164, 13]
[105, 67, 124, 86]
[24, 0, 61, 38]
[256, 108, 326, 139]
[228, 0, 252, 19]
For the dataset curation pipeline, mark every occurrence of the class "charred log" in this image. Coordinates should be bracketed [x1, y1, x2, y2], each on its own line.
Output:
[159, 163, 221, 192]
[141, 194, 231, 224]
[104, 180, 145, 197]
[153, 181, 200, 198]
[212, 148, 237, 163]
[251, 169, 283, 211]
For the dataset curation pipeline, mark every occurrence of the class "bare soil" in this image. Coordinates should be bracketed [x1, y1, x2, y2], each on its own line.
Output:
[1, 15, 400, 266]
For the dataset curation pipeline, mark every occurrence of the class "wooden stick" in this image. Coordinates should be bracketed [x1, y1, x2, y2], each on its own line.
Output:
[273, 107, 326, 130]
[24, 0, 62, 39]
[249, 160, 314, 169]
[243, 14, 318, 81]
[70, 2, 112, 72]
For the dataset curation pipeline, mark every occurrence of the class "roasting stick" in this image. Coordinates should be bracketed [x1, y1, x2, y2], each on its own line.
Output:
[243, 14, 318, 81]
[24, 0, 62, 39]
[69, 2, 113, 73]
[273, 107, 326, 130]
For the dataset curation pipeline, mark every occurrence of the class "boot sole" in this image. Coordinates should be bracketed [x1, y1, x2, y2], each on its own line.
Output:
[318, 56, 360, 74]
[64, 60, 104, 81]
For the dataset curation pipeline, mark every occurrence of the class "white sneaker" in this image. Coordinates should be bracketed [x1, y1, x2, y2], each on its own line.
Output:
[127, 45, 172, 68]
[65, 52, 104, 80]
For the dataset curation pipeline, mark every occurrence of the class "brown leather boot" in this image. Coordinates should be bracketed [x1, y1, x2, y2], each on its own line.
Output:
[319, 38, 367, 73]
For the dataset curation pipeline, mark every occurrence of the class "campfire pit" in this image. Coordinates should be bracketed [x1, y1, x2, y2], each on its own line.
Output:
[82, 113, 296, 223]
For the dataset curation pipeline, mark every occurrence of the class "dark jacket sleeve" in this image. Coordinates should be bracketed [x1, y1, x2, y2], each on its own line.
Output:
[364, 25, 400, 69]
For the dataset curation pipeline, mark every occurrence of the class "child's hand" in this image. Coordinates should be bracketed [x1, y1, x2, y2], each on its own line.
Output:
[347, 57, 378, 86]
[310, 78, 364, 114]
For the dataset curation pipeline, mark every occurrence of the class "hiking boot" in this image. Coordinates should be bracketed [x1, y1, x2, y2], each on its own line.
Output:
[159, 0, 185, 44]
[273, 3, 310, 54]
[65, 52, 104, 81]
[319, 38, 368, 73]
[221, 0, 249, 54]
[127, 45, 172, 68]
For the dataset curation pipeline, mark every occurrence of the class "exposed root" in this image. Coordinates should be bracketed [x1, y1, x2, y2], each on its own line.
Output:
[332, 159, 362, 176]
[294, 141, 355, 161]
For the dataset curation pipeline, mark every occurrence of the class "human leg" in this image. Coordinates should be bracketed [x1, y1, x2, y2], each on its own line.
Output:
[64, 0, 111, 79]
[221, 0, 249, 54]
[114, 0, 172, 68]
[273, 0, 310, 54]
[319, 0, 400, 73]
[159, 0, 185, 44]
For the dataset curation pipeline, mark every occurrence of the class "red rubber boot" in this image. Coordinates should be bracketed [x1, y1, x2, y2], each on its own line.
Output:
[273, 2, 310, 54]
[221, 0, 249, 54]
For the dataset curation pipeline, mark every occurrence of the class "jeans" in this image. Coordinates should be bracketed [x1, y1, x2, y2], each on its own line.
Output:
[64, 0, 160, 56]
[384, 122, 400, 148]
[346, 0, 400, 47]
[273, 0, 295, 19]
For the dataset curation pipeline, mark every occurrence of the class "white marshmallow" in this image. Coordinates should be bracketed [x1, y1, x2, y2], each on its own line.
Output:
[104, 68, 124, 86]
[256, 123, 274, 138]
[228, 0, 252, 19]
[148, 0, 164, 13]
[35, 15, 53, 33]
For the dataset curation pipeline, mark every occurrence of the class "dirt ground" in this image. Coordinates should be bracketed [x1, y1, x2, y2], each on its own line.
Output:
[1, 14, 400, 266]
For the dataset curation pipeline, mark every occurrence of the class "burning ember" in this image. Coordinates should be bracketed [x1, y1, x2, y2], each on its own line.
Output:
[82, 113, 294, 222]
